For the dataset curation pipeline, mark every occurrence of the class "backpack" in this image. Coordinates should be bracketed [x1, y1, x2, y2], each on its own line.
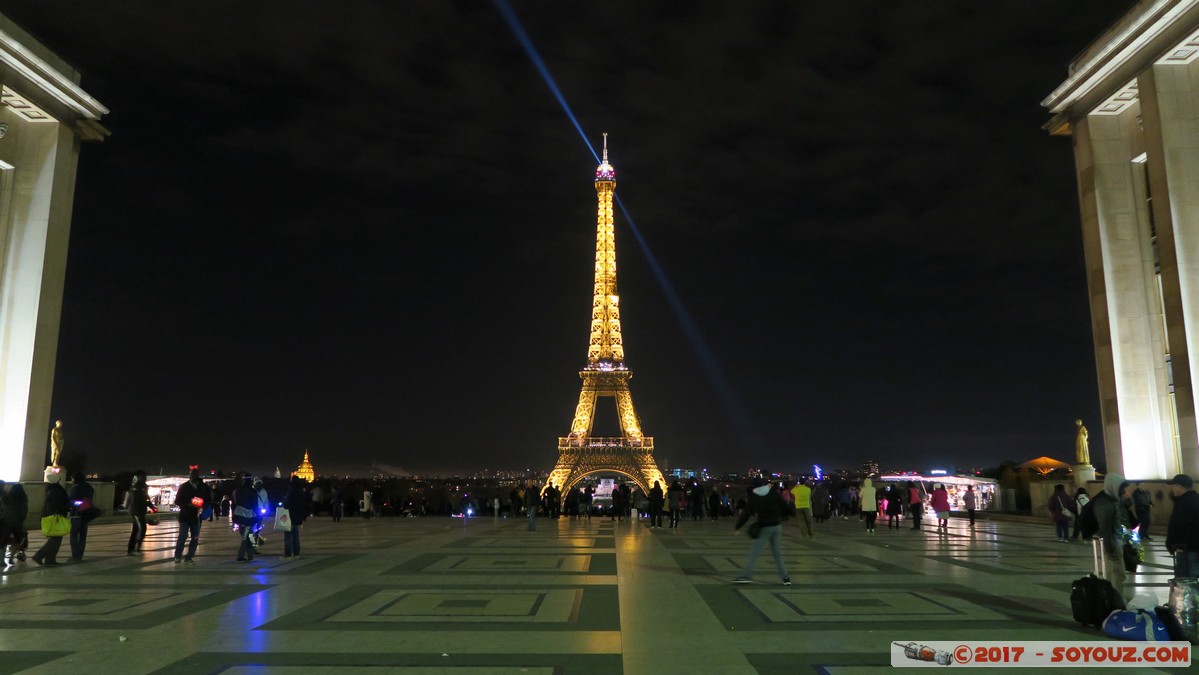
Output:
[1078, 497, 1100, 540]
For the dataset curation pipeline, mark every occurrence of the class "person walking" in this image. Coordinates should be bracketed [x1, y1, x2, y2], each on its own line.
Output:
[930, 483, 951, 531]
[524, 482, 540, 531]
[233, 475, 258, 562]
[68, 472, 96, 561]
[733, 478, 793, 585]
[835, 484, 851, 519]
[1048, 483, 1077, 543]
[1133, 483, 1154, 540]
[860, 478, 878, 534]
[648, 481, 664, 529]
[2, 482, 28, 563]
[282, 476, 310, 558]
[125, 470, 151, 555]
[964, 485, 978, 528]
[1093, 473, 1134, 599]
[1166, 474, 1199, 578]
[174, 468, 212, 564]
[885, 484, 903, 529]
[907, 481, 924, 530]
[667, 480, 685, 531]
[33, 473, 68, 566]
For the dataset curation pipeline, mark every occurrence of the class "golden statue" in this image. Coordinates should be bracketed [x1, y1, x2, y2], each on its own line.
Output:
[1074, 418, 1090, 465]
[49, 419, 64, 467]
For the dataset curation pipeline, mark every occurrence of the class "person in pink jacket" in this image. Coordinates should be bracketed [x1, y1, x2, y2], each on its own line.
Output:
[930, 483, 951, 531]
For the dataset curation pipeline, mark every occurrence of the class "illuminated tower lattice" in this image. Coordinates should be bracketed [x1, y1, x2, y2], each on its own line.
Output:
[545, 135, 667, 497]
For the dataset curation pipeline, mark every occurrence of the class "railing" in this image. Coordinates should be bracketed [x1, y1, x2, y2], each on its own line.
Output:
[558, 436, 654, 449]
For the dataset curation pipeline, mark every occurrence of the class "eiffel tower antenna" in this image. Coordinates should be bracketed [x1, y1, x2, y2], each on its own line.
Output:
[545, 136, 666, 497]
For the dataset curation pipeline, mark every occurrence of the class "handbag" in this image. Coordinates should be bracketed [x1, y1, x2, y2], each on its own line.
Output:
[1123, 541, 1140, 573]
[275, 507, 292, 532]
[747, 521, 763, 539]
[40, 514, 69, 537]
[1057, 495, 1075, 520]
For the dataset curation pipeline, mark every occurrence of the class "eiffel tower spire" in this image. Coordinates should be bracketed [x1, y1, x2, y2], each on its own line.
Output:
[545, 135, 666, 497]
[588, 131, 624, 367]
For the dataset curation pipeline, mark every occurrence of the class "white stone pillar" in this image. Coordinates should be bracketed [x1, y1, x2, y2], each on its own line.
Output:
[0, 118, 80, 482]
[1072, 110, 1176, 479]
[1140, 63, 1199, 476]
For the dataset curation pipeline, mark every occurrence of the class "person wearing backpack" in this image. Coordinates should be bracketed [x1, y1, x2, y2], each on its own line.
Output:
[1093, 473, 1134, 598]
[1071, 487, 1090, 541]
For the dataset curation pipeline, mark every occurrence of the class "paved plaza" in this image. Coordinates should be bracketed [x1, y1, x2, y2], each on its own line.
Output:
[0, 511, 1192, 674]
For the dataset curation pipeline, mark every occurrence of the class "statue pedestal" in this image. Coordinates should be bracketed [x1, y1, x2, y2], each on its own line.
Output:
[43, 465, 63, 484]
[1073, 464, 1096, 487]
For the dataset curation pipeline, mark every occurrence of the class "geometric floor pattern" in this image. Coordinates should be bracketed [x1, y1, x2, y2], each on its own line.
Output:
[0, 511, 1192, 673]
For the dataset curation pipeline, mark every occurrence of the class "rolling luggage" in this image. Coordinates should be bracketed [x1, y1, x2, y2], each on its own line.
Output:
[1071, 536, 1125, 628]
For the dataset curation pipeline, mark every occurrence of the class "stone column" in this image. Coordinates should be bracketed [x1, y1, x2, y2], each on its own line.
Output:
[1140, 64, 1199, 476]
[1071, 108, 1176, 479]
[0, 117, 80, 482]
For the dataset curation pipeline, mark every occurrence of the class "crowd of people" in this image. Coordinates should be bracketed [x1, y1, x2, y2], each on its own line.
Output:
[0, 467, 316, 567]
[5, 466, 1198, 595]
[1044, 471, 1199, 602]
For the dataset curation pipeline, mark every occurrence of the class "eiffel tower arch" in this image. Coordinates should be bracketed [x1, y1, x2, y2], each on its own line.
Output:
[545, 135, 667, 498]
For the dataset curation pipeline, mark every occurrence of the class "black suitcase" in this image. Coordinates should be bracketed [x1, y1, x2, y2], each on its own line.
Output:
[1072, 574, 1124, 627]
[1071, 537, 1126, 628]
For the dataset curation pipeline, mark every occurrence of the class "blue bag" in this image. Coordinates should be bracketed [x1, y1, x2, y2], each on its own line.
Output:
[1103, 609, 1170, 641]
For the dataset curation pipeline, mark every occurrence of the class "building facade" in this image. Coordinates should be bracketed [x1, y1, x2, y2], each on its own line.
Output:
[1044, 0, 1199, 479]
[0, 15, 107, 481]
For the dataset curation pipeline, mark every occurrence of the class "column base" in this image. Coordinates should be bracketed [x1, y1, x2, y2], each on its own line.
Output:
[43, 465, 64, 484]
[1073, 464, 1096, 487]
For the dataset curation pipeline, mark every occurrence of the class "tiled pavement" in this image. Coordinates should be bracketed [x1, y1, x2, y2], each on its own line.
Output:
[0, 512, 1192, 674]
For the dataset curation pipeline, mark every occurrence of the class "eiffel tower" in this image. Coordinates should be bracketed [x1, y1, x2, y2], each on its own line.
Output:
[545, 135, 667, 497]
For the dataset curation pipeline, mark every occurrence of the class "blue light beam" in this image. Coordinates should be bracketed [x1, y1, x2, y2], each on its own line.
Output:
[616, 197, 765, 449]
[492, 0, 598, 163]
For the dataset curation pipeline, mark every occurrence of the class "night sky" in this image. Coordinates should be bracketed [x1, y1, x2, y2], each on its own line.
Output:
[4, 1, 1135, 477]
